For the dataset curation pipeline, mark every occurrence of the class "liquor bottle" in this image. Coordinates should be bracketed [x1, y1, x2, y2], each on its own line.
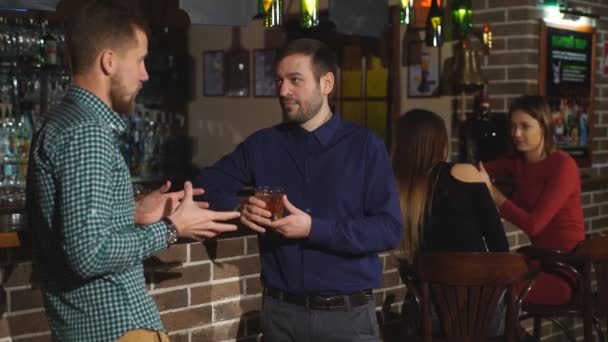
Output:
[451, 0, 472, 38]
[42, 20, 58, 66]
[400, 0, 414, 25]
[301, 0, 319, 28]
[425, 0, 443, 47]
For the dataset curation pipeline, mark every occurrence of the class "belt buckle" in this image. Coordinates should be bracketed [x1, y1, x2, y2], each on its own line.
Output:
[309, 295, 343, 310]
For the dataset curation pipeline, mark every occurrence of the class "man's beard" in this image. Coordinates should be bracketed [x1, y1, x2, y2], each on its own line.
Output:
[110, 76, 138, 115]
[280, 90, 323, 125]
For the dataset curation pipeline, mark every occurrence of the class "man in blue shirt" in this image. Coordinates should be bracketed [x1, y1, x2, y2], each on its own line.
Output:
[194, 38, 402, 341]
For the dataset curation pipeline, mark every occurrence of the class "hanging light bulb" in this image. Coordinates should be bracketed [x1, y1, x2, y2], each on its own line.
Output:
[425, 0, 443, 47]
[400, 0, 415, 25]
[301, 0, 319, 28]
[451, 0, 472, 38]
[259, 0, 283, 27]
[482, 23, 492, 54]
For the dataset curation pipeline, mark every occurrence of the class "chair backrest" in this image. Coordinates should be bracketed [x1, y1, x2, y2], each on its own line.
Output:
[413, 252, 531, 342]
[574, 234, 608, 317]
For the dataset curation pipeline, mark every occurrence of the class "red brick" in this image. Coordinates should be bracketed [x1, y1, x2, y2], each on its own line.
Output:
[508, 37, 540, 51]
[213, 256, 261, 280]
[213, 297, 262, 322]
[10, 334, 52, 342]
[507, 66, 538, 80]
[161, 306, 212, 331]
[592, 217, 608, 230]
[382, 270, 401, 288]
[482, 67, 507, 82]
[489, 0, 535, 7]
[153, 289, 188, 312]
[154, 264, 211, 289]
[10, 287, 44, 312]
[473, 10, 506, 24]
[488, 52, 537, 66]
[190, 238, 245, 261]
[489, 82, 537, 96]
[385, 253, 402, 271]
[4, 262, 33, 287]
[507, 8, 543, 21]
[584, 206, 600, 218]
[582, 193, 592, 205]
[145, 244, 187, 269]
[245, 277, 263, 295]
[246, 236, 259, 255]
[593, 192, 608, 203]
[491, 23, 537, 37]
[7, 311, 49, 336]
[169, 333, 190, 342]
[191, 281, 243, 305]
[192, 321, 242, 342]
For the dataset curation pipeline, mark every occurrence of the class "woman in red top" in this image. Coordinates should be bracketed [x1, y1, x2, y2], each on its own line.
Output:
[480, 95, 585, 306]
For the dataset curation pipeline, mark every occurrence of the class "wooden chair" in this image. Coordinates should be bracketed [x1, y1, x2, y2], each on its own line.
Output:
[400, 252, 535, 342]
[518, 234, 608, 342]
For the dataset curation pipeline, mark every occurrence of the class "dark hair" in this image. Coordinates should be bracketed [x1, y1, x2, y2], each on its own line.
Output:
[393, 109, 448, 260]
[276, 38, 338, 81]
[508, 95, 554, 156]
[65, 0, 149, 74]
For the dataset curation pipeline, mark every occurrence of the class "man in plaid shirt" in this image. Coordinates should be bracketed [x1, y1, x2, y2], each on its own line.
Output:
[25, 1, 240, 341]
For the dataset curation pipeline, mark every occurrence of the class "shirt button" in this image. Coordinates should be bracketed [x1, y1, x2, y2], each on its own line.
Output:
[305, 208, 311, 213]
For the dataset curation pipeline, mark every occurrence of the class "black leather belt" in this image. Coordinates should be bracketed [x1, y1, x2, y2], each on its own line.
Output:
[264, 288, 373, 310]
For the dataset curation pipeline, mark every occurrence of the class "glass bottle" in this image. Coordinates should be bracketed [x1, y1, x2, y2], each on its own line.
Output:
[301, 0, 319, 28]
[425, 0, 443, 47]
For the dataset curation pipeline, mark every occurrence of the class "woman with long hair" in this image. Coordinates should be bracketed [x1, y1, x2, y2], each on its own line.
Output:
[394, 109, 509, 337]
[394, 109, 509, 261]
[480, 95, 585, 306]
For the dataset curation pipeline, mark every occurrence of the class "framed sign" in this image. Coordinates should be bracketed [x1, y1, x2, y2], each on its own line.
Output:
[253, 49, 277, 97]
[203, 51, 225, 96]
[539, 21, 596, 166]
[407, 40, 440, 98]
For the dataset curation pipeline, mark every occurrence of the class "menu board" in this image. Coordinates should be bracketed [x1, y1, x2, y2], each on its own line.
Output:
[540, 21, 596, 166]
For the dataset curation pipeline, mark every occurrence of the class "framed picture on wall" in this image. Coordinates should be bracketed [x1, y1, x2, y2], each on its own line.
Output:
[225, 49, 250, 97]
[253, 49, 277, 97]
[203, 50, 225, 96]
[407, 40, 440, 98]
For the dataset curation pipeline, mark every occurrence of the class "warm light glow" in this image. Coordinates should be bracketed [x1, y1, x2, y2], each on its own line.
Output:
[543, 7, 596, 27]
[418, 0, 441, 7]
[302, 0, 317, 13]
[401, 0, 410, 7]
[263, 0, 273, 12]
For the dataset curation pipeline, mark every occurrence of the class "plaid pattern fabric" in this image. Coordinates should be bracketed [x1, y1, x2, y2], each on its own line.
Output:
[26, 86, 168, 342]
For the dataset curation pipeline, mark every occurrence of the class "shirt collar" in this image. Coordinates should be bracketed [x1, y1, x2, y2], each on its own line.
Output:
[311, 112, 340, 146]
[65, 85, 127, 134]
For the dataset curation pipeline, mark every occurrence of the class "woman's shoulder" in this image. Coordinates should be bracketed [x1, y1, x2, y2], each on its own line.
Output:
[547, 150, 579, 171]
[450, 163, 485, 183]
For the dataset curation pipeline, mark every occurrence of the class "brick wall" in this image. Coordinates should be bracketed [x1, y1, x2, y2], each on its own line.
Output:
[0, 235, 405, 342]
[2, 2, 608, 342]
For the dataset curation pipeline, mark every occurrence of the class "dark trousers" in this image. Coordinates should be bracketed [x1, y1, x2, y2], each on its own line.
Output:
[261, 294, 379, 342]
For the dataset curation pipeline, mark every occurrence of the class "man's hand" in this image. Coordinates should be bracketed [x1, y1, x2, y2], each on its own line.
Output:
[168, 182, 240, 240]
[240, 196, 272, 233]
[266, 195, 311, 239]
[134, 180, 208, 225]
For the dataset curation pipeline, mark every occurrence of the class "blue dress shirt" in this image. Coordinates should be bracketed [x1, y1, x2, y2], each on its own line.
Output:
[193, 113, 402, 295]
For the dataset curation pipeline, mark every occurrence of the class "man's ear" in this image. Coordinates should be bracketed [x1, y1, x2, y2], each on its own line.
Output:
[99, 49, 116, 76]
[320, 72, 335, 96]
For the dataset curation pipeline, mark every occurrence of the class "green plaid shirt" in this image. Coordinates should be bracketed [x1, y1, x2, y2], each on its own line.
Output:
[26, 86, 169, 342]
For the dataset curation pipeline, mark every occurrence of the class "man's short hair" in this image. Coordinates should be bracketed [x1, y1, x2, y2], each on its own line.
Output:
[65, 0, 149, 74]
[276, 38, 338, 81]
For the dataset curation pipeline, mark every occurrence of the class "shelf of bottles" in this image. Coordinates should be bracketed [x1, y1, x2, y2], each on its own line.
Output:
[0, 15, 69, 210]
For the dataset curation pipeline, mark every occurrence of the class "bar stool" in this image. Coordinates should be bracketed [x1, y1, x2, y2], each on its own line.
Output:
[400, 252, 536, 342]
[518, 234, 608, 342]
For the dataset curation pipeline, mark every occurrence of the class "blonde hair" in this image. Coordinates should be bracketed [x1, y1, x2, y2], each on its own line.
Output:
[393, 109, 448, 260]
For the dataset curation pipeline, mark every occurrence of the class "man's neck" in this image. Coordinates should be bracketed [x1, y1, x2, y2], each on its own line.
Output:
[73, 73, 112, 109]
